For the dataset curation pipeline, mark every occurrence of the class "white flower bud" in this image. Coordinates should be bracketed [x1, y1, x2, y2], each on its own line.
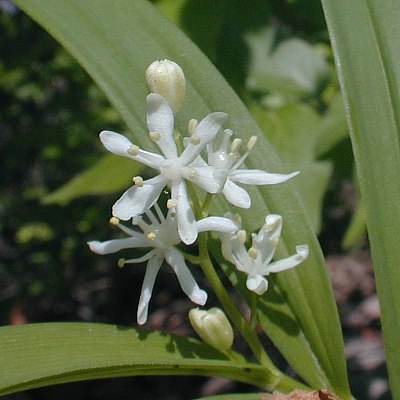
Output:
[145, 59, 186, 113]
[189, 307, 234, 352]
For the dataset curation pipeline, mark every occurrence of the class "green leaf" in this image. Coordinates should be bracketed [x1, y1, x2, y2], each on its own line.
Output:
[43, 155, 143, 205]
[321, 1, 400, 397]
[0, 322, 279, 395]
[253, 104, 332, 233]
[13, 1, 350, 397]
[196, 394, 267, 400]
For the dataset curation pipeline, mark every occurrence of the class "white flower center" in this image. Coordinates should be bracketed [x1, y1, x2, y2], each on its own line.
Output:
[159, 158, 184, 180]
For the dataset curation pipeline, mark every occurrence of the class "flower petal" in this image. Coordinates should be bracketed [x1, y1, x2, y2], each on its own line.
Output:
[229, 169, 299, 185]
[222, 179, 251, 208]
[165, 248, 207, 306]
[172, 181, 197, 245]
[112, 175, 167, 220]
[146, 93, 177, 159]
[183, 166, 226, 193]
[197, 217, 238, 233]
[246, 274, 268, 295]
[180, 112, 228, 164]
[87, 237, 148, 254]
[99, 130, 164, 169]
[261, 245, 309, 274]
[137, 251, 164, 325]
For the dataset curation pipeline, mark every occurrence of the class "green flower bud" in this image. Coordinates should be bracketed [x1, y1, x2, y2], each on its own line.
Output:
[145, 59, 186, 113]
[189, 307, 234, 352]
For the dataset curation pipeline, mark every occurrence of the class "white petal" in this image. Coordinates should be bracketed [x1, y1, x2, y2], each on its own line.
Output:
[172, 181, 197, 245]
[196, 217, 238, 233]
[229, 169, 299, 185]
[137, 251, 164, 325]
[180, 112, 228, 164]
[112, 175, 167, 220]
[246, 274, 268, 295]
[165, 248, 207, 306]
[99, 130, 164, 169]
[222, 179, 251, 208]
[99, 130, 133, 157]
[183, 166, 225, 193]
[87, 237, 147, 254]
[146, 93, 177, 159]
[261, 245, 309, 274]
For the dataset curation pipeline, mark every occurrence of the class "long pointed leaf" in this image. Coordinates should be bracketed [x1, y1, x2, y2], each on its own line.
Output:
[321, 1, 400, 397]
[13, 1, 350, 397]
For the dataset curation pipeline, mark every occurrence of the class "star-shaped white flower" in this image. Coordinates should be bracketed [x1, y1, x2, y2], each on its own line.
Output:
[99, 93, 227, 245]
[194, 129, 299, 208]
[222, 214, 308, 295]
[88, 204, 237, 325]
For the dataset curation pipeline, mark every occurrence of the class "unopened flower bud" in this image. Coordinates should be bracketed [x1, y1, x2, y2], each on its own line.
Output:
[145, 59, 186, 113]
[189, 307, 234, 352]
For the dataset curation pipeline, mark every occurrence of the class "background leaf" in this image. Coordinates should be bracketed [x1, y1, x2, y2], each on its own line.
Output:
[321, 0, 400, 397]
[12, 0, 351, 397]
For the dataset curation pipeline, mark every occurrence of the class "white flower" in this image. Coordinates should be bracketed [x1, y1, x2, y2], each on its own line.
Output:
[99, 93, 227, 245]
[88, 204, 237, 325]
[194, 129, 299, 208]
[222, 214, 308, 295]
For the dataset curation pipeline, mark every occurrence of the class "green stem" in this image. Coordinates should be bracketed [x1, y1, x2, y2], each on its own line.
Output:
[249, 292, 259, 331]
[201, 193, 213, 217]
[198, 232, 273, 369]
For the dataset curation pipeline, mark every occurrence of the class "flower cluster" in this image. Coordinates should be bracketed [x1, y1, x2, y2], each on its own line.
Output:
[88, 59, 308, 325]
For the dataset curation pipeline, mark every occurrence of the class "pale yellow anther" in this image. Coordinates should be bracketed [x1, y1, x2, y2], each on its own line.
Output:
[117, 258, 126, 268]
[146, 232, 156, 241]
[188, 118, 198, 135]
[132, 176, 144, 187]
[237, 229, 247, 243]
[149, 131, 161, 142]
[233, 214, 242, 225]
[247, 136, 258, 150]
[109, 217, 120, 225]
[230, 138, 242, 153]
[127, 144, 140, 156]
[190, 134, 201, 145]
[167, 198, 178, 209]
[248, 247, 258, 259]
[188, 169, 197, 180]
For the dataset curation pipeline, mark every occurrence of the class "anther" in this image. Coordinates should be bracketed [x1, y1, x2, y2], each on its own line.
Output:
[190, 134, 201, 145]
[188, 169, 197, 180]
[132, 176, 144, 187]
[167, 199, 178, 209]
[146, 232, 156, 240]
[117, 258, 126, 268]
[247, 136, 258, 150]
[109, 217, 120, 225]
[248, 247, 258, 259]
[230, 138, 242, 153]
[149, 131, 161, 142]
[188, 119, 198, 135]
[237, 230, 247, 243]
[127, 144, 140, 156]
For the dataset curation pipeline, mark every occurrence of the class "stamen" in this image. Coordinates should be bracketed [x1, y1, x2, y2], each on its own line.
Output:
[127, 144, 140, 156]
[230, 138, 242, 153]
[188, 168, 197, 180]
[188, 118, 198, 135]
[132, 176, 144, 187]
[247, 136, 258, 150]
[146, 232, 156, 240]
[149, 131, 161, 142]
[237, 229, 247, 243]
[167, 198, 178, 209]
[272, 237, 280, 247]
[233, 214, 242, 225]
[190, 134, 201, 145]
[248, 247, 258, 259]
[219, 129, 233, 153]
[109, 217, 120, 226]
[117, 258, 126, 268]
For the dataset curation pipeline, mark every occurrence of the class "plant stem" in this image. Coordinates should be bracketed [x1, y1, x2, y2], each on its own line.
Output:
[197, 232, 274, 369]
[249, 292, 259, 330]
